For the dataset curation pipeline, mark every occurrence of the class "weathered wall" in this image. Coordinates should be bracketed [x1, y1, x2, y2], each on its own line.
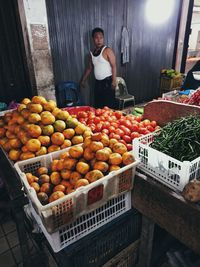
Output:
[46, 0, 181, 104]
[22, 0, 55, 100]
[189, 10, 200, 50]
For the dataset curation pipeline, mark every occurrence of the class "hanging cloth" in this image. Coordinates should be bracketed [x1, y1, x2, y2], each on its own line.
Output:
[121, 26, 129, 64]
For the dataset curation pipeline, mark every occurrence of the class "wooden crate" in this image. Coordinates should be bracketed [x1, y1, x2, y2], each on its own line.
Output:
[160, 76, 183, 94]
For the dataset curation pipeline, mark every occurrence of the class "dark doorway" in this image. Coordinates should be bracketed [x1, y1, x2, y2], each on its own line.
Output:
[0, 0, 33, 104]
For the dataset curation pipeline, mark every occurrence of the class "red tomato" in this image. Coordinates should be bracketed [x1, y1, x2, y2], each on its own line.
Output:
[139, 122, 144, 127]
[114, 111, 122, 119]
[87, 119, 94, 124]
[95, 109, 102, 116]
[102, 121, 110, 129]
[109, 132, 115, 139]
[108, 126, 116, 133]
[102, 129, 109, 135]
[78, 118, 86, 123]
[123, 135, 131, 143]
[119, 119, 126, 126]
[88, 123, 96, 131]
[123, 120, 132, 129]
[126, 144, 133, 151]
[77, 111, 88, 118]
[135, 116, 142, 122]
[119, 139, 127, 145]
[94, 117, 100, 124]
[112, 134, 121, 140]
[142, 119, 151, 127]
[111, 122, 118, 128]
[103, 106, 110, 110]
[131, 116, 136, 120]
[107, 117, 113, 122]
[146, 125, 154, 132]
[95, 123, 103, 132]
[131, 124, 139, 132]
[143, 130, 150, 135]
[111, 116, 117, 121]
[88, 112, 95, 119]
[115, 128, 124, 137]
[151, 121, 157, 128]
[138, 127, 146, 134]
[119, 125, 131, 136]
[131, 132, 141, 139]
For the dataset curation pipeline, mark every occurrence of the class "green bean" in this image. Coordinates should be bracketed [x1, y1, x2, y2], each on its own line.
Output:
[151, 116, 200, 161]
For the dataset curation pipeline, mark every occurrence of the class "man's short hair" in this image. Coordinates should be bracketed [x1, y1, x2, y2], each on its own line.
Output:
[92, 28, 104, 38]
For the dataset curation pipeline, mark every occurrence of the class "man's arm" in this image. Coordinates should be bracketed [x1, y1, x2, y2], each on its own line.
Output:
[106, 48, 117, 89]
[80, 55, 93, 87]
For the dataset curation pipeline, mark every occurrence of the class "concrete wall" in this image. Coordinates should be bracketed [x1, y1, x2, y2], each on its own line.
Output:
[189, 11, 200, 50]
[22, 0, 55, 100]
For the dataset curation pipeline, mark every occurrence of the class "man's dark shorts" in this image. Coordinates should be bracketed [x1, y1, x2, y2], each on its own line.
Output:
[94, 76, 116, 108]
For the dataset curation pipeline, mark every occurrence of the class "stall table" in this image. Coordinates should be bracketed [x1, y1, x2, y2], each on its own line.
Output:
[133, 172, 200, 267]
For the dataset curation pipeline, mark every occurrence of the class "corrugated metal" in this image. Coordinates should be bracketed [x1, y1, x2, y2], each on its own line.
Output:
[46, 0, 181, 104]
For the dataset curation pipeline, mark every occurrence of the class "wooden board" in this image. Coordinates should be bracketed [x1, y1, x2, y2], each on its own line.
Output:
[132, 172, 200, 255]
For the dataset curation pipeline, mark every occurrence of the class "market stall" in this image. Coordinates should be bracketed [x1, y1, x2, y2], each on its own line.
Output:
[0, 95, 200, 266]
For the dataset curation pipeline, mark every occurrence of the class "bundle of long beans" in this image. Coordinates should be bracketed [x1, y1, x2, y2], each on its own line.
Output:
[151, 116, 200, 162]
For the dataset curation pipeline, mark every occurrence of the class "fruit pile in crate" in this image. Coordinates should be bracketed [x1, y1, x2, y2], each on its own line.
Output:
[15, 133, 138, 233]
[0, 96, 91, 162]
[160, 69, 184, 92]
[64, 106, 160, 151]
[133, 116, 200, 192]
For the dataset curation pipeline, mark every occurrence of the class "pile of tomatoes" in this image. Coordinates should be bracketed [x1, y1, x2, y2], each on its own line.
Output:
[75, 107, 159, 151]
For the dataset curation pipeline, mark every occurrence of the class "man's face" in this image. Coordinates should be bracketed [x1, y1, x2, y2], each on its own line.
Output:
[93, 32, 104, 48]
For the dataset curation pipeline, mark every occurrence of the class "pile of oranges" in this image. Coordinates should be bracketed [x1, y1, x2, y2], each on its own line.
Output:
[25, 133, 135, 205]
[0, 96, 91, 161]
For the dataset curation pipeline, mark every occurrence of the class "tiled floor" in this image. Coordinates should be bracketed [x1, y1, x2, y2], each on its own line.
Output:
[0, 212, 22, 267]
[0, 210, 57, 267]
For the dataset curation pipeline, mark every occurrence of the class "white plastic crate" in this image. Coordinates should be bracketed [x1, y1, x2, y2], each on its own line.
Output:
[15, 147, 138, 233]
[27, 191, 131, 252]
[0, 108, 16, 117]
[133, 132, 200, 192]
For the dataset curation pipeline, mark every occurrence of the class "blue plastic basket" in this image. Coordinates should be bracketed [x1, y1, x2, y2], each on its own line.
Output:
[56, 209, 141, 267]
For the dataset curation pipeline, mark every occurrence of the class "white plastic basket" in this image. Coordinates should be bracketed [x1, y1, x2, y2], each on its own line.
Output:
[27, 191, 131, 252]
[15, 147, 138, 233]
[0, 108, 16, 117]
[133, 132, 200, 192]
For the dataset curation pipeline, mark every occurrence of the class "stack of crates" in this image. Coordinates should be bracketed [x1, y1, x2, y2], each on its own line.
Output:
[50, 209, 141, 267]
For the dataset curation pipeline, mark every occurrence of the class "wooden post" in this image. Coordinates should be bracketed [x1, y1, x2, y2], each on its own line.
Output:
[138, 215, 155, 267]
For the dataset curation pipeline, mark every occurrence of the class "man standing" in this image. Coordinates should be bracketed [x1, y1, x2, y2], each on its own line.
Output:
[80, 28, 117, 108]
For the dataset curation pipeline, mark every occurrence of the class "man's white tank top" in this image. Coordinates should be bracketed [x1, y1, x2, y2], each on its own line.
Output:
[90, 46, 112, 80]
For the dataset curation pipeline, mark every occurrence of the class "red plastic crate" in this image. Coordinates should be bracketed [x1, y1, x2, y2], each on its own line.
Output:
[62, 106, 95, 115]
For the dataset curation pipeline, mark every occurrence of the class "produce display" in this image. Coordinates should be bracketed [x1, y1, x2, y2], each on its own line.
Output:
[159, 89, 200, 106]
[70, 106, 159, 151]
[132, 107, 144, 116]
[24, 134, 135, 205]
[151, 116, 200, 161]
[161, 69, 182, 78]
[182, 89, 200, 106]
[0, 96, 91, 161]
